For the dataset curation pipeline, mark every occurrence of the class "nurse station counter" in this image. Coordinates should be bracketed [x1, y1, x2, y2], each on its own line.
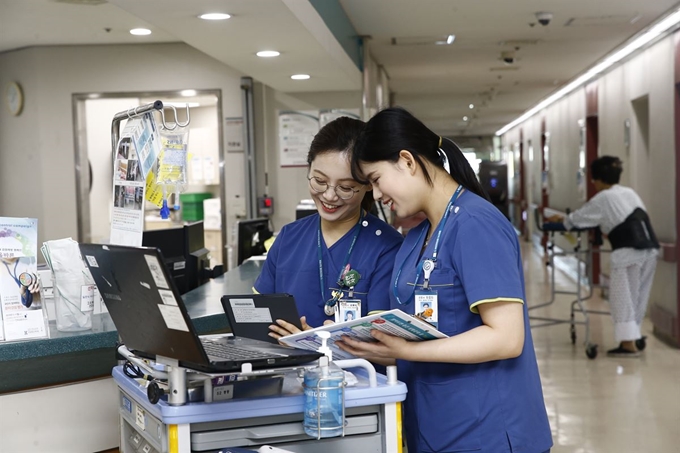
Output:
[0, 260, 406, 453]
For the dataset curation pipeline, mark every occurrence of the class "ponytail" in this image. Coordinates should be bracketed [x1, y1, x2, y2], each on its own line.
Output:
[440, 139, 490, 201]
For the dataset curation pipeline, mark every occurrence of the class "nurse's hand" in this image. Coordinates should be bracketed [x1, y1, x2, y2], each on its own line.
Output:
[336, 330, 410, 361]
[268, 316, 313, 340]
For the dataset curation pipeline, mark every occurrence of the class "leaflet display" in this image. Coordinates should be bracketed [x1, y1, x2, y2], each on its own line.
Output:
[279, 309, 448, 360]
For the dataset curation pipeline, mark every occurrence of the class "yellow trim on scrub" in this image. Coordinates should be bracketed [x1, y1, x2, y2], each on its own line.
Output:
[397, 401, 403, 453]
[469, 298, 524, 314]
[169, 424, 178, 453]
[252, 287, 260, 294]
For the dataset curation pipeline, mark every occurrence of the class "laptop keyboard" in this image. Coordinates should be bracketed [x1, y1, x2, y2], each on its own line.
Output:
[201, 340, 274, 361]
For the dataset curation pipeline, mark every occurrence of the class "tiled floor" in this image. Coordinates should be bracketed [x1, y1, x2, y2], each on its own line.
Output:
[522, 241, 680, 453]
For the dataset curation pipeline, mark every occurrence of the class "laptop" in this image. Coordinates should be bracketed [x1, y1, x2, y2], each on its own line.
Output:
[221, 293, 303, 344]
[79, 243, 322, 373]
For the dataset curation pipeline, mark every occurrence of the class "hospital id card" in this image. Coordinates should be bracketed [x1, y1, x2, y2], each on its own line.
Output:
[415, 290, 438, 328]
[336, 299, 361, 324]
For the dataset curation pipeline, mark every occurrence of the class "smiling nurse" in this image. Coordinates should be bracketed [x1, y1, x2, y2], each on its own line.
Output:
[254, 116, 403, 338]
[340, 107, 553, 453]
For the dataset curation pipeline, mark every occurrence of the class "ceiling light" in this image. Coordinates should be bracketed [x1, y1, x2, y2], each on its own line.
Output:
[129, 28, 151, 36]
[257, 51, 280, 58]
[199, 13, 231, 20]
[463, 116, 469, 121]
[291, 74, 310, 80]
[435, 34, 456, 46]
[496, 6, 680, 136]
[469, 104, 475, 109]
[180, 90, 197, 97]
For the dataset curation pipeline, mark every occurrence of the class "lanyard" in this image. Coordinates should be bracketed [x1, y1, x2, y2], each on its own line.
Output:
[317, 211, 363, 306]
[392, 185, 463, 305]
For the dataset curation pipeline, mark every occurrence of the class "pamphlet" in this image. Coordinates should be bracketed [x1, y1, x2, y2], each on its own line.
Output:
[110, 115, 156, 246]
[0, 217, 49, 342]
[279, 309, 448, 360]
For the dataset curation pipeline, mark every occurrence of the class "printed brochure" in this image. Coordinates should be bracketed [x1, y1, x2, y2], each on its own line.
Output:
[279, 308, 448, 360]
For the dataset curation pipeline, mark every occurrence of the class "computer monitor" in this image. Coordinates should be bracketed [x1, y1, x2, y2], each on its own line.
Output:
[295, 200, 318, 220]
[142, 221, 211, 294]
[236, 218, 273, 265]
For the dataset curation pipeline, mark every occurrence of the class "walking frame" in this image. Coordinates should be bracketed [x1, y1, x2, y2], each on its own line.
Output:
[530, 209, 612, 359]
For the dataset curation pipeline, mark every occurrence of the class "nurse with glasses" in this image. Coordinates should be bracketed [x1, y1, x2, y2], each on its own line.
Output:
[254, 117, 403, 339]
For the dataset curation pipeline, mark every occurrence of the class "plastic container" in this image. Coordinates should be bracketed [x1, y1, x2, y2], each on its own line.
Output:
[302, 331, 345, 439]
[179, 192, 213, 221]
[303, 358, 344, 438]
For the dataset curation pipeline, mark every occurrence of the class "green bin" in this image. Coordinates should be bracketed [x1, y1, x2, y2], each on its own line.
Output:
[179, 192, 213, 221]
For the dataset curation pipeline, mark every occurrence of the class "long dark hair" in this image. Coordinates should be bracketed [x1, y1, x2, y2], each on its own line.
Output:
[350, 107, 489, 201]
[307, 116, 375, 212]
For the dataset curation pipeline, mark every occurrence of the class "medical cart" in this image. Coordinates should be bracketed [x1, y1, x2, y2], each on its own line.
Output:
[112, 362, 406, 453]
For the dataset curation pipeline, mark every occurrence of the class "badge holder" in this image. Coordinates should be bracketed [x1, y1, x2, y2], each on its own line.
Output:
[414, 259, 439, 328]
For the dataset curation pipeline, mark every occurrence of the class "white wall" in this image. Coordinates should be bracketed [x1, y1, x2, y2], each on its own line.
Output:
[0, 43, 244, 245]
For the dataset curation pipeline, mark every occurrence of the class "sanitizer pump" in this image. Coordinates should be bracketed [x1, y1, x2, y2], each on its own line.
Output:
[303, 331, 345, 438]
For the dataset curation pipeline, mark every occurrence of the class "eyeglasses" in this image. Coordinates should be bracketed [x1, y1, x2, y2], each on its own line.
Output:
[308, 176, 361, 200]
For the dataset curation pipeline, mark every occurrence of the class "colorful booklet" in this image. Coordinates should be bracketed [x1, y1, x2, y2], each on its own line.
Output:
[279, 308, 448, 360]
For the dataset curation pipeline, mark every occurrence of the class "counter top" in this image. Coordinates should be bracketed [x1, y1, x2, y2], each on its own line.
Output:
[0, 260, 263, 393]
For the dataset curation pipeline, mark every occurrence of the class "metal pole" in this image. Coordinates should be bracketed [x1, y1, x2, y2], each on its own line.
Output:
[240, 77, 257, 219]
[110, 100, 163, 159]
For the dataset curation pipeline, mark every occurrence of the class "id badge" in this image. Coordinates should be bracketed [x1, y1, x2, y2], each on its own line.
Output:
[415, 290, 438, 328]
[336, 299, 361, 323]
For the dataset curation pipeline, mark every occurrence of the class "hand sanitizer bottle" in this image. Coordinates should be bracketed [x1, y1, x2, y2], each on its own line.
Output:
[303, 331, 344, 438]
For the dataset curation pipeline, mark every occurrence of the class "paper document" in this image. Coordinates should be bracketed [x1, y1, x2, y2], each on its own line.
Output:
[279, 309, 448, 360]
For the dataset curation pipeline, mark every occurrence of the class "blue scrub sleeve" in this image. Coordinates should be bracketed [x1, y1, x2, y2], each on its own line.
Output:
[452, 217, 524, 312]
[365, 240, 401, 312]
[253, 227, 283, 294]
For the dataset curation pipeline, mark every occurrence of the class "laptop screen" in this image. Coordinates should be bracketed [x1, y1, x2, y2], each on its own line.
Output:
[80, 243, 210, 366]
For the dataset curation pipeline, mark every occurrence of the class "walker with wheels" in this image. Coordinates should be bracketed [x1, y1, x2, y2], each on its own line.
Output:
[528, 210, 647, 358]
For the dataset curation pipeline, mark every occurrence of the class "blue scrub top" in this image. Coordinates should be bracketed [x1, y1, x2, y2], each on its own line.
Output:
[393, 191, 552, 453]
[254, 212, 403, 328]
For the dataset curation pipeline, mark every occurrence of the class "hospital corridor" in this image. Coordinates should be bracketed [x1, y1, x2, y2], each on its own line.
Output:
[520, 240, 680, 453]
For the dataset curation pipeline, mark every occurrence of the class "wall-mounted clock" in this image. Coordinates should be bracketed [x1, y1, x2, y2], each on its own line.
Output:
[5, 82, 24, 116]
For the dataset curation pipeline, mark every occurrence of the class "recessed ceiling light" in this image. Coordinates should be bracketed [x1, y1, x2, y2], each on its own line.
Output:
[469, 104, 475, 109]
[130, 28, 151, 36]
[291, 74, 310, 80]
[257, 51, 280, 58]
[199, 13, 231, 20]
[463, 116, 469, 121]
[180, 89, 197, 97]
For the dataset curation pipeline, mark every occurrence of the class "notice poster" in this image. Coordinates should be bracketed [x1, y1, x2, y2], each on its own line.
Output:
[0, 217, 48, 342]
[318, 109, 360, 128]
[278, 111, 319, 167]
[225, 117, 244, 153]
[110, 119, 148, 246]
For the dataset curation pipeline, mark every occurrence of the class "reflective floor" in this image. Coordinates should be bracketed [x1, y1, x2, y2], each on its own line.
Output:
[523, 241, 680, 453]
